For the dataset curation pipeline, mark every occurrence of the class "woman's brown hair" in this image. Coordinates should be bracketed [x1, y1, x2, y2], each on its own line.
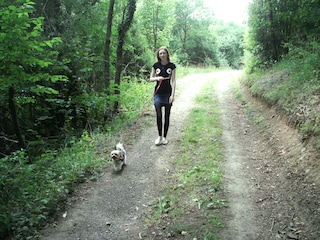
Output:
[156, 46, 171, 62]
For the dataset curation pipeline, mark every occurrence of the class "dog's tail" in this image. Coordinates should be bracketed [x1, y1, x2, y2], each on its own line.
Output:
[116, 142, 124, 151]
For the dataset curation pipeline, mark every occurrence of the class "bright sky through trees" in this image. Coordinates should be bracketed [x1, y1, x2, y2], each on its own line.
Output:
[203, 0, 251, 24]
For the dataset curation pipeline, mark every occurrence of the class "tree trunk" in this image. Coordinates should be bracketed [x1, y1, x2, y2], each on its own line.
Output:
[182, 18, 187, 54]
[114, 0, 137, 112]
[8, 86, 26, 149]
[104, 0, 115, 89]
[267, 0, 279, 61]
[152, 6, 159, 52]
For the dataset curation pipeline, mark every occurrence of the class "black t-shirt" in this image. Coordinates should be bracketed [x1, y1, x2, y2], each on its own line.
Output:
[152, 62, 176, 95]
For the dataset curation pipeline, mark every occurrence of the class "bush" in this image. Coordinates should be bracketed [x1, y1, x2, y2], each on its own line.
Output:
[0, 132, 105, 239]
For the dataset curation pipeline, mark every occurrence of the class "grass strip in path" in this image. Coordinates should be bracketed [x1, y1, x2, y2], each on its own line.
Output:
[145, 77, 226, 239]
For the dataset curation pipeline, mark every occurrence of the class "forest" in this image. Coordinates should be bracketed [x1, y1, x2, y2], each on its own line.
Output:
[1, 0, 319, 239]
[0, 0, 244, 157]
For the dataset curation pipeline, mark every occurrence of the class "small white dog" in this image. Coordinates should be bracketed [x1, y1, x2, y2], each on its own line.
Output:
[110, 143, 127, 171]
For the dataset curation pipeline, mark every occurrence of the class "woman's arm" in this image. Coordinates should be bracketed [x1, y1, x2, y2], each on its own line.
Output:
[169, 68, 176, 104]
[149, 67, 163, 82]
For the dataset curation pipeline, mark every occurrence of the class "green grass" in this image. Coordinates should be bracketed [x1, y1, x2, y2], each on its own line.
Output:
[177, 66, 219, 78]
[145, 77, 225, 239]
[243, 42, 320, 144]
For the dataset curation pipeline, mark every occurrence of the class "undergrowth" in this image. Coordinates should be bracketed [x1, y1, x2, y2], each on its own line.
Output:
[0, 131, 108, 239]
[145, 77, 224, 239]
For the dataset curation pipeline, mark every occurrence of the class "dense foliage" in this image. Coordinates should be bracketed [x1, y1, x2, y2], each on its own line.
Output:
[244, 0, 320, 140]
[0, 0, 244, 238]
[0, 0, 244, 158]
[246, 0, 320, 70]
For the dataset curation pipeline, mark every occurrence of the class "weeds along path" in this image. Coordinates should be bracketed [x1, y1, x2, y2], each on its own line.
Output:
[40, 72, 216, 240]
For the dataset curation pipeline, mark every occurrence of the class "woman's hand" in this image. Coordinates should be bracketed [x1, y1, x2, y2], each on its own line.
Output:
[169, 95, 174, 104]
[150, 76, 163, 82]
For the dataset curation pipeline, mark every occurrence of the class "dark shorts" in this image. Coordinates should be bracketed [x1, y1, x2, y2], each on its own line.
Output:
[154, 94, 170, 105]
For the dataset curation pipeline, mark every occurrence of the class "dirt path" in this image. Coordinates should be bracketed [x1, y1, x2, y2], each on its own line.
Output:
[40, 70, 320, 240]
[216, 72, 320, 240]
[215, 71, 265, 239]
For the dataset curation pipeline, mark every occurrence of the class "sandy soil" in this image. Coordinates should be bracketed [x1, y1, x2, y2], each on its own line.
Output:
[40, 70, 320, 240]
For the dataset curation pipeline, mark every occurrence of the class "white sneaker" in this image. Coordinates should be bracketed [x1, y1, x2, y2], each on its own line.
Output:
[155, 136, 162, 146]
[162, 137, 168, 145]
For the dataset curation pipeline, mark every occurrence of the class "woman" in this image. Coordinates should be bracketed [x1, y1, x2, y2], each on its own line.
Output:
[149, 46, 176, 146]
